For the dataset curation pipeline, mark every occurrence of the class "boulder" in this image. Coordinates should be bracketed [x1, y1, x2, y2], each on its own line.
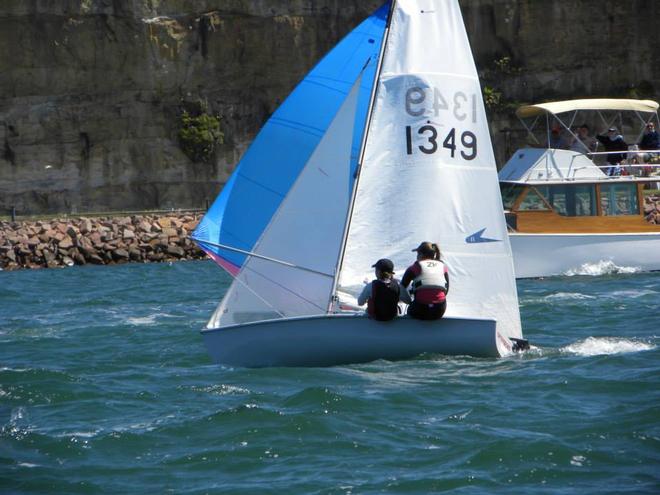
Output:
[113, 248, 130, 260]
[157, 217, 172, 229]
[80, 218, 93, 234]
[5, 249, 16, 262]
[88, 253, 105, 265]
[58, 237, 74, 249]
[167, 245, 185, 257]
[149, 252, 165, 262]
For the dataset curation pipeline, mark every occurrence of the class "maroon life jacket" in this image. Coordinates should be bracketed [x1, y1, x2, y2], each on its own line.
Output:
[368, 279, 400, 321]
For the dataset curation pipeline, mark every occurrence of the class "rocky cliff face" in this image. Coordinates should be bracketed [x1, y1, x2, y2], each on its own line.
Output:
[1, 1, 658, 215]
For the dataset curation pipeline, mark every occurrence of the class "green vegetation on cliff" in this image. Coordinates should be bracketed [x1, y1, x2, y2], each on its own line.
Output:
[178, 104, 223, 164]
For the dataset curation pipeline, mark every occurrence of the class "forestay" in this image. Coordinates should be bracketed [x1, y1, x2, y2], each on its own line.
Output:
[337, 0, 522, 339]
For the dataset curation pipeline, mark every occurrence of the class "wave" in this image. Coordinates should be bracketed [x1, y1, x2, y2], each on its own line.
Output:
[605, 289, 659, 299]
[127, 315, 158, 326]
[563, 260, 641, 277]
[544, 292, 596, 301]
[561, 337, 655, 356]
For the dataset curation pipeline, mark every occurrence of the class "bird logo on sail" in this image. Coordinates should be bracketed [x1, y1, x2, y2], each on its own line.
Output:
[465, 228, 501, 244]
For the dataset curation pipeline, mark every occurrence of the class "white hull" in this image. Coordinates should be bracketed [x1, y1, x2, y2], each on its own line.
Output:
[201, 314, 512, 367]
[510, 232, 660, 278]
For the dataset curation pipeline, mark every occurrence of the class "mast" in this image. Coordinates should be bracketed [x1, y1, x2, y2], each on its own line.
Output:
[327, 0, 396, 311]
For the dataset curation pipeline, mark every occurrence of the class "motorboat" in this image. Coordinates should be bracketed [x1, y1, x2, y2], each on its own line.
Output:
[499, 99, 660, 278]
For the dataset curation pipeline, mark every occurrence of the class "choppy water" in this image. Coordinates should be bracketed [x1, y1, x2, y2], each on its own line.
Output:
[1, 261, 659, 494]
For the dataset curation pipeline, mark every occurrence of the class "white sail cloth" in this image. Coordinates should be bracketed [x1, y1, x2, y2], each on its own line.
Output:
[338, 0, 522, 339]
[209, 76, 362, 326]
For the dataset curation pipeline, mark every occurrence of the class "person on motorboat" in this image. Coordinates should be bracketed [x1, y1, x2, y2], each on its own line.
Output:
[569, 124, 597, 153]
[639, 122, 659, 163]
[548, 124, 570, 149]
[596, 126, 628, 175]
[401, 242, 449, 320]
[357, 258, 411, 321]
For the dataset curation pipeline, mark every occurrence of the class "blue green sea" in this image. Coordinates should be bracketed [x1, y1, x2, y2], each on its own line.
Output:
[1, 261, 658, 494]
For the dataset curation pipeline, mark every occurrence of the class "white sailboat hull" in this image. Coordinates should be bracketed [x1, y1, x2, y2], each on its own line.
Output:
[201, 314, 511, 367]
[510, 232, 660, 278]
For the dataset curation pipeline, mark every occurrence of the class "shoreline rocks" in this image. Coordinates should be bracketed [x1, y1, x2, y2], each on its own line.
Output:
[0, 213, 206, 271]
[644, 194, 660, 224]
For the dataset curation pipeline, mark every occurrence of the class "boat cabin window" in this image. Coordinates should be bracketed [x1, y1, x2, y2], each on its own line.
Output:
[600, 183, 639, 216]
[535, 185, 596, 217]
[517, 187, 550, 211]
[500, 184, 524, 210]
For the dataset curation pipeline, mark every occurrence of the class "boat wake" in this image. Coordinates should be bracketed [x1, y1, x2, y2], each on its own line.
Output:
[563, 260, 641, 277]
[561, 337, 655, 356]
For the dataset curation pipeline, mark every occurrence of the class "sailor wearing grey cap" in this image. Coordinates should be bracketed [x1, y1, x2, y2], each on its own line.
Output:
[357, 258, 411, 321]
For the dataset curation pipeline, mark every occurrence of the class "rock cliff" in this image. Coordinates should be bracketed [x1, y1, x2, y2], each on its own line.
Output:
[1, 1, 658, 215]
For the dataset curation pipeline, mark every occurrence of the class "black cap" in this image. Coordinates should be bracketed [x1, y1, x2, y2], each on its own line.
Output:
[372, 258, 394, 273]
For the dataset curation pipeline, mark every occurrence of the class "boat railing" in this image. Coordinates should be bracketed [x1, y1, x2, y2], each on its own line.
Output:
[569, 149, 660, 178]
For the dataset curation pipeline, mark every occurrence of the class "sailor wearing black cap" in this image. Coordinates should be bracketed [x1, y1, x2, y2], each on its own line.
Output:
[357, 258, 411, 321]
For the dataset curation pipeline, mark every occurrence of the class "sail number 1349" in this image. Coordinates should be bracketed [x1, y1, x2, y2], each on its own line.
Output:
[404, 86, 478, 160]
[405, 126, 477, 160]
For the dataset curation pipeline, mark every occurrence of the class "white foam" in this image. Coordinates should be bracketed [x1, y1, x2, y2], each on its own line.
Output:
[606, 289, 658, 299]
[127, 315, 157, 326]
[10, 407, 26, 422]
[563, 260, 641, 277]
[545, 292, 596, 301]
[562, 337, 655, 356]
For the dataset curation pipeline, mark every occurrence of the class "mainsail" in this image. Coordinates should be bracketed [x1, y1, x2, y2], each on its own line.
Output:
[337, 0, 522, 339]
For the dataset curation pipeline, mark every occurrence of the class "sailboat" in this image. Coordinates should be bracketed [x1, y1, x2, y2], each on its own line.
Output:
[192, 0, 527, 367]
